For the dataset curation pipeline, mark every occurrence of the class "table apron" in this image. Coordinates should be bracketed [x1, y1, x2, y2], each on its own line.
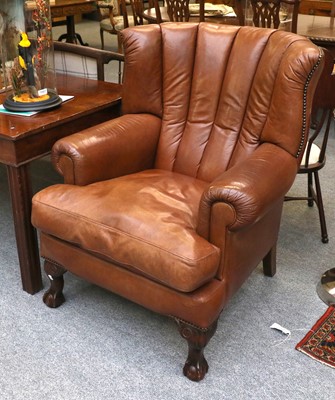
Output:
[51, 4, 97, 18]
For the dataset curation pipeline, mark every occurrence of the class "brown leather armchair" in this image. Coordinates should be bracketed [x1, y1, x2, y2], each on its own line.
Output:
[32, 23, 323, 381]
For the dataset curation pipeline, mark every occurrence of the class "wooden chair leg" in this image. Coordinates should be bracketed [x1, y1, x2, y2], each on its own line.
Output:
[314, 171, 329, 243]
[43, 260, 66, 308]
[117, 33, 123, 54]
[307, 172, 314, 207]
[100, 28, 105, 50]
[116, 34, 124, 83]
[175, 318, 218, 382]
[263, 245, 276, 277]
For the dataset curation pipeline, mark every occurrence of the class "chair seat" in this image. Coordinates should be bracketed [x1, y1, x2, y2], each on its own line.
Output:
[32, 169, 220, 293]
[301, 142, 320, 166]
[100, 15, 134, 31]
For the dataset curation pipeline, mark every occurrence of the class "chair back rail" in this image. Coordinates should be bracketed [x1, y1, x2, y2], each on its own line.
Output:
[247, 0, 300, 32]
[305, 48, 335, 167]
[53, 41, 124, 82]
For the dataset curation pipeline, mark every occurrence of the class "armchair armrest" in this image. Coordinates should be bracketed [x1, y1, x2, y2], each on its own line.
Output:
[197, 143, 299, 239]
[97, 1, 114, 12]
[97, 1, 118, 26]
[52, 114, 161, 185]
[53, 41, 124, 64]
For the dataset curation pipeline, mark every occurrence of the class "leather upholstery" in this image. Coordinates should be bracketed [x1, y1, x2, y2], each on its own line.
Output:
[33, 170, 220, 292]
[32, 23, 323, 361]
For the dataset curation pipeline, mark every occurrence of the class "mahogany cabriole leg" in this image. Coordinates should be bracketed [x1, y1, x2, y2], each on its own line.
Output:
[263, 245, 276, 277]
[43, 260, 66, 308]
[175, 318, 218, 382]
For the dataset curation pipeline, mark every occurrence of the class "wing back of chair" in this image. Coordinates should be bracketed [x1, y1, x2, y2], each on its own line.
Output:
[121, 23, 321, 182]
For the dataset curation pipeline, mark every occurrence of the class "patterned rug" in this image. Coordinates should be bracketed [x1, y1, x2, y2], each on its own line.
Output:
[296, 306, 335, 368]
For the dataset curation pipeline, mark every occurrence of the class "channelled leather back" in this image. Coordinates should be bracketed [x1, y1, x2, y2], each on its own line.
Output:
[121, 23, 322, 182]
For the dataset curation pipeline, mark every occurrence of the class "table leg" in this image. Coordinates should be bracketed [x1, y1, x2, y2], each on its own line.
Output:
[6, 165, 43, 295]
[57, 15, 88, 46]
[331, 0, 335, 18]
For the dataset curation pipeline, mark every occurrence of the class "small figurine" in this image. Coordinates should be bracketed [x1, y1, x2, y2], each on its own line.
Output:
[18, 32, 38, 98]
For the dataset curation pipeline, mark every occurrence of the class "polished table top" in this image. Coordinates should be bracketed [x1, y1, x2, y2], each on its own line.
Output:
[51, 0, 95, 5]
[142, 3, 238, 24]
[0, 75, 121, 153]
[26, 0, 97, 14]
[297, 14, 335, 43]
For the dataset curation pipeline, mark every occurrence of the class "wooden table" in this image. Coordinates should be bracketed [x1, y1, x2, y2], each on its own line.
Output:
[51, 0, 97, 45]
[0, 75, 122, 294]
[142, 5, 240, 25]
[297, 14, 335, 57]
[299, 0, 335, 18]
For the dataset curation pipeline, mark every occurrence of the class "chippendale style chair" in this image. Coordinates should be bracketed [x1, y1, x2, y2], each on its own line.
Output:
[285, 48, 334, 243]
[128, 0, 151, 25]
[245, 0, 300, 32]
[97, 0, 133, 52]
[32, 23, 323, 381]
[165, 0, 203, 21]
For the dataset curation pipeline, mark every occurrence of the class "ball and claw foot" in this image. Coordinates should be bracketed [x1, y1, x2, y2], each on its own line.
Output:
[43, 288, 65, 308]
[183, 353, 209, 382]
[175, 318, 218, 382]
[43, 260, 66, 308]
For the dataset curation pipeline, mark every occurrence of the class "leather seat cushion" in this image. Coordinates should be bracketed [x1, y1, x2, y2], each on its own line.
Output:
[32, 169, 220, 292]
